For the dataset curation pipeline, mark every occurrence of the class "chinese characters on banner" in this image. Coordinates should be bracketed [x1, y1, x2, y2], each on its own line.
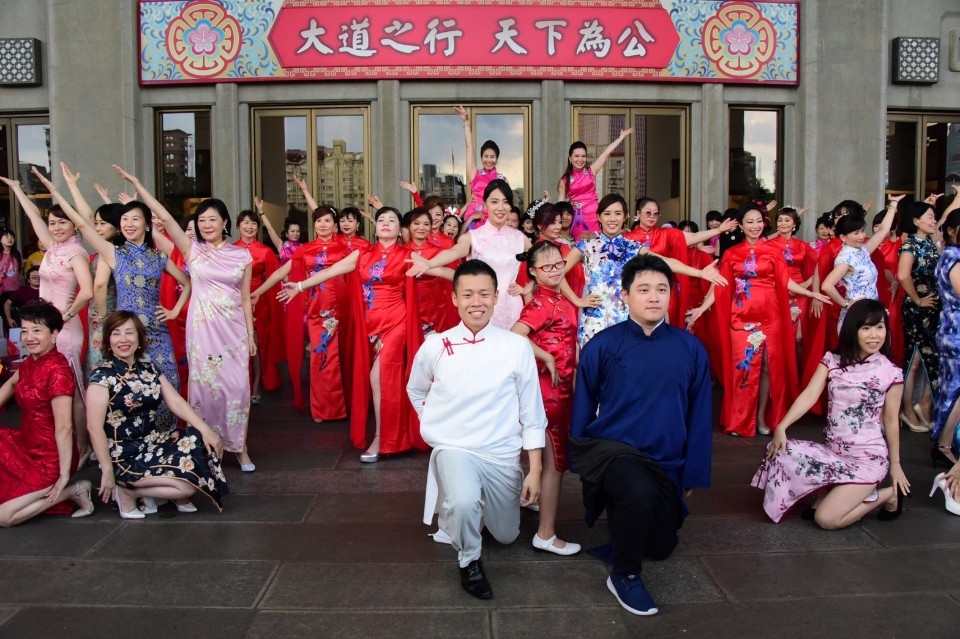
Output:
[140, 1, 799, 85]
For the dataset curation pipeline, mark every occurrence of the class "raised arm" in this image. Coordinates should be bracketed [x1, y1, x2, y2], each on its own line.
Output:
[255, 197, 283, 253]
[31, 167, 117, 267]
[454, 105, 477, 183]
[113, 165, 191, 260]
[684, 218, 738, 247]
[590, 127, 634, 174]
[59, 162, 96, 223]
[292, 174, 319, 213]
[93, 182, 112, 205]
[865, 195, 901, 255]
[0, 176, 55, 249]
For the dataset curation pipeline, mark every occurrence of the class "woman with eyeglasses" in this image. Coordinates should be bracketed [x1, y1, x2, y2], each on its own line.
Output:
[511, 241, 581, 557]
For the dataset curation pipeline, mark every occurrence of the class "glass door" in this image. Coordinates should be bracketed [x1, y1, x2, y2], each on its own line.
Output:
[573, 106, 688, 224]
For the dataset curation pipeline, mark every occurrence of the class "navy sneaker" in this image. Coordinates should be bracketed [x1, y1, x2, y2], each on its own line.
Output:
[607, 571, 658, 616]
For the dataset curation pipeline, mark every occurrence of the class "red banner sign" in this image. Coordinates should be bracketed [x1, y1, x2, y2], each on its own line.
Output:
[268, 4, 679, 74]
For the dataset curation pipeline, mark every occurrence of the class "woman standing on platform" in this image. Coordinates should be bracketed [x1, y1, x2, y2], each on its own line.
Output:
[688, 203, 830, 437]
[115, 167, 257, 472]
[511, 241, 581, 557]
[558, 128, 634, 239]
[405, 207, 457, 335]
[752, 299, 908, 528]
[253, 206, 356, 423]
[1, 173, 93, 462]
[407, 180, 530, 330]
[454, 105, 507, 230]
[235, 209, 283, 402]
[0, 300, 94, 526]
[897, 199, 942, 432]
[284, 206, 429, 463]
[37, 167, 190, 434]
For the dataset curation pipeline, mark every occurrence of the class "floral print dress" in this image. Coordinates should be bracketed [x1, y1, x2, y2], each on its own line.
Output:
[751, 352, 903, 522]
[900, 235, 940, 393]
[90, 357, 227, 510]
[835, 244, 878, 327]
[934, 246, 960, 451]
[576, 233, 643, 346]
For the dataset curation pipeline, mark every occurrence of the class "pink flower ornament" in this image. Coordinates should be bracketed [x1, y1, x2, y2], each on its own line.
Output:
[187, 20, 221, 55]
[722, 21, 755, 56]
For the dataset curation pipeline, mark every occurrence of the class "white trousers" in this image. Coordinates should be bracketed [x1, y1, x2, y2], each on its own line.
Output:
[434, 449, 523, 567]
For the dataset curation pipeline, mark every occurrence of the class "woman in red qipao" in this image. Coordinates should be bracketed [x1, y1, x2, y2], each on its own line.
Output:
[689, 204, 830, 437]
[283, 207, 427, 462]
[511, 241, 581, 556]
[235, 210, 284, 401]
[765, 207, 816, 352]
[679, 220, 724, 381]
[871, 211, 904, 365]
[0, 300, 94, 525]
[339, 207, 373, 252]
[253, 206, 359, 423]
[405, 207, 458, 334]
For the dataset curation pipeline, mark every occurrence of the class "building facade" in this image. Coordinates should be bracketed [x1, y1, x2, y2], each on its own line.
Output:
[0, 0, 958, 248]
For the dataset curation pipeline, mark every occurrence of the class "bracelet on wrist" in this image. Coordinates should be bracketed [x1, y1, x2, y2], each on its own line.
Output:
[297, 281, 304, 293]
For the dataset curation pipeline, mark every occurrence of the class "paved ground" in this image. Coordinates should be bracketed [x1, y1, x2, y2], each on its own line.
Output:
[1, 384, 959, 639]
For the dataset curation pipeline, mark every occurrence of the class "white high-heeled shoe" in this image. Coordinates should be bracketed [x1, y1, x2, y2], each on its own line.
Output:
[929, 473, 960, 516]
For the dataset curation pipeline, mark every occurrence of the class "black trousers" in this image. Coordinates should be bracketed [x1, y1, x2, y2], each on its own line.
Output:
[601, 455, 682, 575]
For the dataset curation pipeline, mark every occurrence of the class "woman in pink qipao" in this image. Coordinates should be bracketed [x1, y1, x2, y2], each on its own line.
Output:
[558, 127, 634, 239]
[454, 105, 507, 231]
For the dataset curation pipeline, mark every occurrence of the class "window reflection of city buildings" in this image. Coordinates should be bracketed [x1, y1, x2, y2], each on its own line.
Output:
[317, 139, 364, 210]
[420, 163, 466, 209]
[580, 113, 626, 197]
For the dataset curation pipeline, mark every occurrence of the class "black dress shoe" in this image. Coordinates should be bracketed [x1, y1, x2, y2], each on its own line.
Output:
[459, 560, 493, 599]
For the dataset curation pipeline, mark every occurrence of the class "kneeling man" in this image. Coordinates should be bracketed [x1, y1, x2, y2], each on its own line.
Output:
[570, 254, 712, 616]
[407, 259, 546, 599]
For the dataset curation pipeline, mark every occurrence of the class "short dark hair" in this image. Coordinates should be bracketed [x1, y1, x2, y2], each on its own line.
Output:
[942, 209, 960, 248]
[191, 198, 232, 242]
[777, 207, 801, 232]
[19, 298, 64, 332]
[815, 213, 834, 230]
[483, 178, 513, 205]
[832, 199, 865, 220]
[453, 259, 498, 292]
[236, 209, 260, 230]
[705, 210, 723, 224]
[835, 299, 891, 368]
[422, 195, 443, 212]
[404, 206, 431, 228]
[314, 205, 339, 224]
[517, 241, 563, 280]
[480, 140, 500, 159]
[100, 310, 148, 361]
[621, 254, 674, 291]
[835, 214, 866, 236]
[554, 201, 574, 218]
[374, 206, 401, 223]
[896, 201, 933, 236]
[677, 219, 699, 233]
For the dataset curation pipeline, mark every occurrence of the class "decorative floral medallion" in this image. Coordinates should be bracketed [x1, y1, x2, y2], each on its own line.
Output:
[165, 1, 242, 78]
[702, 2, 776, 79]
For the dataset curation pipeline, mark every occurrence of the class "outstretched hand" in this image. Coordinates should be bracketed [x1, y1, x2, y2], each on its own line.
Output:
[277, 282, 301, 303]
[701, 260, 728, 287]
[112, 164, 139, 184]
[31, 166, 56, 193]
[60, 162, 80, 185]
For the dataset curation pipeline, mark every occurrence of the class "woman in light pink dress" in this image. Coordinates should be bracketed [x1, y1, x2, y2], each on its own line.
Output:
[408, 179, 529, 329]
[558, 128, 633, 239]
[114, 166, 257, 472]
[454, 106, 507, 231]
[752, 299, 908, 528]
[1, 174, 94, 461]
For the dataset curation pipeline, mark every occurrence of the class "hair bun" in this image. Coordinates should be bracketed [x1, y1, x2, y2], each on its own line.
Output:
[515, 251, 529, 262]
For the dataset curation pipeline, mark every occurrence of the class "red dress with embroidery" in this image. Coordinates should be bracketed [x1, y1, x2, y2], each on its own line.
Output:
[766, 234, 815, 346]
[714, 240, 798, 437]
[0, 349, 76, 505]
[285, 236, 358, 420]
[800, 237, 844, 415]
[347, 243, 426, 454]
[624, 225, 692, 327]
[235, 239, 284, 391]
[874, 237, 904, 365]
[342, 234, 372, 253]
[687, 246, 723, 381]
[517, 287, 578, 471]
[406, 232, 458, 334]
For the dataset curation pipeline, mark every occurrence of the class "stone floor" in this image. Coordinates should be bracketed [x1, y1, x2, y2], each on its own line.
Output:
[1, 386, 960, 639]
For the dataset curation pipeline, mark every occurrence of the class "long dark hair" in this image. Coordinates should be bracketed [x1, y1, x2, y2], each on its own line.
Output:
[0, 229, 23, 269]
[95, 203, 125, 247]
[561, 141, 588, 194]
[835, 299, 892, 368]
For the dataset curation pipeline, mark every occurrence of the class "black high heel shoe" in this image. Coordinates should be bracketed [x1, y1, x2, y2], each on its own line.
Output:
[877, 486, 906, 521]
[931, 444, 955, 468]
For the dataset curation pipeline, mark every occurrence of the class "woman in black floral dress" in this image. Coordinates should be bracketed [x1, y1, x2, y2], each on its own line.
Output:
[86, 311, 228, 519]
[897, 200, 941, 429]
